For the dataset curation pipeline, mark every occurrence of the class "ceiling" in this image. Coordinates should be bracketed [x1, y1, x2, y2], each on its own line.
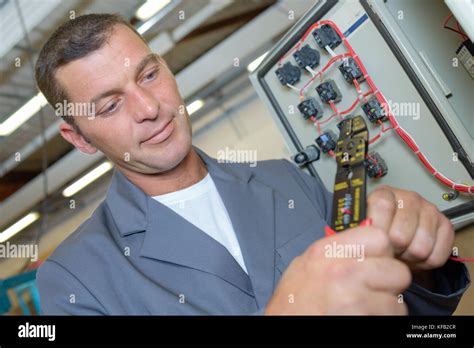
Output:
[0, 0, 275, 202]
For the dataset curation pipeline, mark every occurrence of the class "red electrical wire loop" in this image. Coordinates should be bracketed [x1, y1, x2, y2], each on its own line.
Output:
[443, 14, 468, 41]
[305, 19, 474, 194]
[283, 19, 473, 262]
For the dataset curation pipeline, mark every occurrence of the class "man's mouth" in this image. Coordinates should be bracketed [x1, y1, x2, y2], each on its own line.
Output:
[141, 118, 175, 145]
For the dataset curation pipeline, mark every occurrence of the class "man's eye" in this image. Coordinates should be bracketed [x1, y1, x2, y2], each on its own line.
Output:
[103, 102, 118, 115]
[144, 69, 158, 81]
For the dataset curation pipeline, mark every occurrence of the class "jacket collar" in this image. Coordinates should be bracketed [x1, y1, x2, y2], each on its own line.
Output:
[105, 145, 275, 307]
[105, 146, 253, 236]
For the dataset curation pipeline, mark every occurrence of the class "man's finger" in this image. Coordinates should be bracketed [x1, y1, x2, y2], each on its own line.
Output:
[399, 203, 438, 263]
[367, 186, 397, 232]
[387, 192, 420, 255]
[422, 215, 455, 270]
[360, 257, 412, 293]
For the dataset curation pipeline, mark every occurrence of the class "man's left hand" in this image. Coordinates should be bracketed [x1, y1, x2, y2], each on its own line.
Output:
[367, 185, 454, 272]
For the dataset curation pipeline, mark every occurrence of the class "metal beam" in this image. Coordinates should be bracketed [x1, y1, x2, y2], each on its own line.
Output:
[0, 149, 103, 228]
[176, 0, 310, 97]
[0, 0, 312, 228]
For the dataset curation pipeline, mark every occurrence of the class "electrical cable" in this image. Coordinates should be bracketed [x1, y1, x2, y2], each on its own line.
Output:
[443, 14, 469, 41]
[280, 18, 474, 262]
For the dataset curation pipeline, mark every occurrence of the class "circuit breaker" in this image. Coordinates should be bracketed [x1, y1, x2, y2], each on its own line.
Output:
[250, 0, 473, 228]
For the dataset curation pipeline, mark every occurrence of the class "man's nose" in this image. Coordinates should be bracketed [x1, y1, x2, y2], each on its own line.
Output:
[130, 88, 160, 123]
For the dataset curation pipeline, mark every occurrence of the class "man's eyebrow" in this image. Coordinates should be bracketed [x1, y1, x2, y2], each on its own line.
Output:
[89, 54, 160, 106]
[135, 53, 160, 79]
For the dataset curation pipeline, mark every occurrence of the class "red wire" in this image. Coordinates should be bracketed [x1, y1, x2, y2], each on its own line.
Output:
[443, 14, 453, 27]
[283, 20, 474, 262]
[455, 21, 469, 40]
[450, 257, 474, 263]
[366, 152, 383, 177]
[322, 19, 473, 194]
[368, 130, 382, 145]
[278, 42, 301, 66]
[282, 19, 474, 195]
[340, 92, 372, 115]
[318, 113, 339, 125]
[443, 14, 468, 40]
[310, 116, 322, 134]
[313, 93, 373, 134]
[329, 101, 342, 120]
[378, 119, 392, 133]
[353, 78, 367, 103]
[299, 53, 351, 97]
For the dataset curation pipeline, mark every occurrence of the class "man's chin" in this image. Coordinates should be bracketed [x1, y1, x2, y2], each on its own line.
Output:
[141, 142, 191, 173]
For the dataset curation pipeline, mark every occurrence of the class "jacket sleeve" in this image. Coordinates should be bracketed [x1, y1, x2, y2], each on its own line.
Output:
[282, 159, 471, 315]
[404, 259, 470, 315]
[37, 259, 107, 315]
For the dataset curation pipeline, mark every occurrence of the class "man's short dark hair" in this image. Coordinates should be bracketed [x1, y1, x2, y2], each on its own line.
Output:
[35, 13, 146, 127]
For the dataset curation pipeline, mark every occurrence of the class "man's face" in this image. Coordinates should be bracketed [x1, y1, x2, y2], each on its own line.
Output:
[56, 24, 192, 174]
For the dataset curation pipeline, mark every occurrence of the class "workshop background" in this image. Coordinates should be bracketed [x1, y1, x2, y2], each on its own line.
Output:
[0, 0, 472, 315]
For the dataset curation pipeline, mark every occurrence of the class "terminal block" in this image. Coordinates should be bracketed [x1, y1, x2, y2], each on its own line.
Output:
[297, 98, 323, 120]
[364, 152, 388, 178]
[315, 130, 337, 153]
[293, 44, 320, 69]
[316, 79, 342, 103]
[336, 114, 353, 130]
[293, 145, 321, 166]
[313, 24, 342, 49]
[361, 97, 387, 123]
[339, 57, 364, 84]
[275, 62, 301, 86]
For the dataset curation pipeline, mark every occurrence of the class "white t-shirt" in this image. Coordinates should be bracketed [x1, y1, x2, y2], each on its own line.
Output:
[152, 173, 248, 274]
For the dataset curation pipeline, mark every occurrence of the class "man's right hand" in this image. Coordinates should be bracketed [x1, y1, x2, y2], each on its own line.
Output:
[265, 226, 412, 315]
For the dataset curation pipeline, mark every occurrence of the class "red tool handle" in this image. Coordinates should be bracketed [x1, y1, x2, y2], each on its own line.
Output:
[324, 218, 373, 237]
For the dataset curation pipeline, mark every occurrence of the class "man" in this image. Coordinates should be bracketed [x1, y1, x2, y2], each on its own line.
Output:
[35, 14, 469, 315]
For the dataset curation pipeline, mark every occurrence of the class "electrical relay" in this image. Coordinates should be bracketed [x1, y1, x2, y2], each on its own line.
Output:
[275, 62, 301, 86]
[456, 39, 474, 79]
[339, 57, 365, 83]
[297, 98, 323, 120]
[313, 24, 342, 49]
[337, 115, 353, 130]
[364, 152, 388, 178]
[293, 44, 320, 69]
[315, 130, 337, 153]
[250, 1, 474, 227]
[316, 79, 342, 103]
[361, 96, 387, 123]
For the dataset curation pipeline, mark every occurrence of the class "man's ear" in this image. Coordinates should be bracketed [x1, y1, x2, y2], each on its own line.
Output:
[59, 122, 97, 155]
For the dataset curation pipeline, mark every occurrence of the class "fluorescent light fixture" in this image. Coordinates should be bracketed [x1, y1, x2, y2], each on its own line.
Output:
[0, 93, 47, 136]
[62, 162, 113, 197]
[0, 212, 40, 243]
[136, 0, 171, 21]
[247, 51, 268, 72]
[186, 99, 204, 115]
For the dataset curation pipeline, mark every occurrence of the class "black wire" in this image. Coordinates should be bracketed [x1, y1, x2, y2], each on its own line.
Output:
[13, 0, 49, 273]
[443, 25, 468, 40]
